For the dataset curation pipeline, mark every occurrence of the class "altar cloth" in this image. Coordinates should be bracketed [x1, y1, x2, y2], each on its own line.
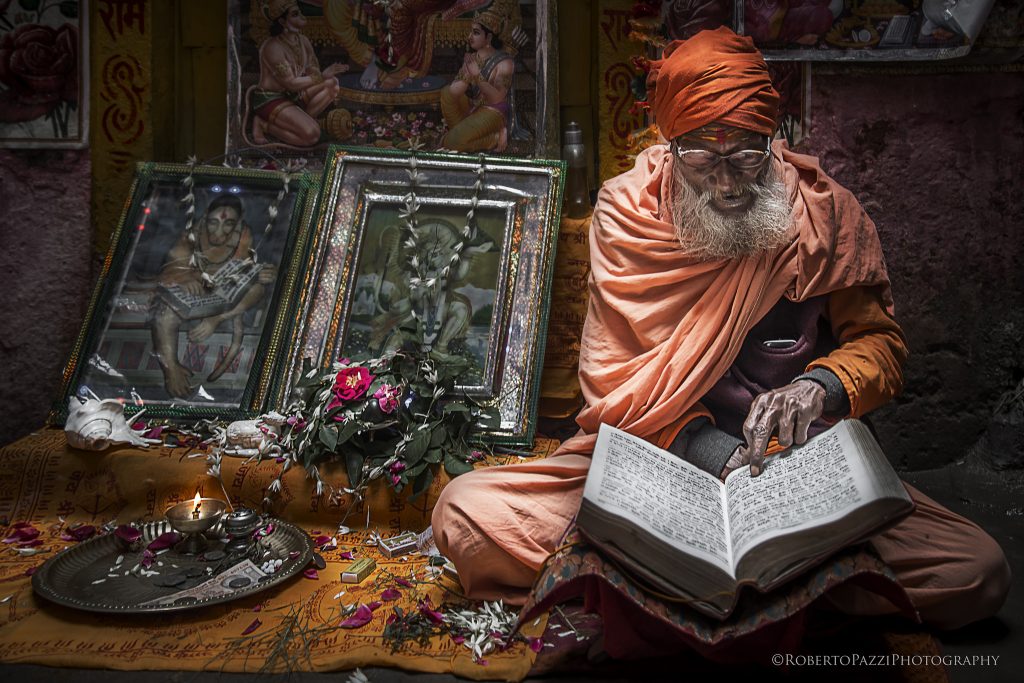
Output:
[0, 429, 553, 680]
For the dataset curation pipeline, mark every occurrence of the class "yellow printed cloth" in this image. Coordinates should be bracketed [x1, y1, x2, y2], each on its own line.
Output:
[538, 213, 592, 419]
[0, 429, 554, 679]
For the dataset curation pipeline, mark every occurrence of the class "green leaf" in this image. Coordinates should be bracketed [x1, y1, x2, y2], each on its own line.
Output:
[405, 461, 428, 478]
[429, 427, 446, 448]
[319, 425, 338, 451]
[424, 447, 442, 464]
[336, 418, 362, 443]
[442, 402, 470, 415]
[404, 428, 430, 465]
[58, 0, 78, 17]
[410, 467, 434, 502]
[344, 450, 363, 488]
[444, 452, 474, 477]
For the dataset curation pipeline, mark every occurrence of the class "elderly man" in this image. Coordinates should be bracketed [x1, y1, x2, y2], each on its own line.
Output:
[432, 27, 1009, 633]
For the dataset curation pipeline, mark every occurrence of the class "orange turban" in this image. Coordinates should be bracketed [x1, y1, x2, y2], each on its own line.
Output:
[648, 26, 779, 140]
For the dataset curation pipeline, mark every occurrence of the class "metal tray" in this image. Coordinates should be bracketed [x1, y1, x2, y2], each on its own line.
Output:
[32, 518, 313, 614]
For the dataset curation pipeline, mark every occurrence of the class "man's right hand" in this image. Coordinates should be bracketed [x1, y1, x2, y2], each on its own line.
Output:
[736, 380, 826, 476]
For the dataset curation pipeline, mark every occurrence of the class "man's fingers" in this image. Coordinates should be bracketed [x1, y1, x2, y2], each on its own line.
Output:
[741, 396, 767, 446]
[777, 397, 797, 447]
[794, 406, 814, 444]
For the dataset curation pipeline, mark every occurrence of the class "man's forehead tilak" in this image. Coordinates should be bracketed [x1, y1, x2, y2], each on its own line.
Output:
[681, 124, 758, 145]
[212, 208, 236, 222]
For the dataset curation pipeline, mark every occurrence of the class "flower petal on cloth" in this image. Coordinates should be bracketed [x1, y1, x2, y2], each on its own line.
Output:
[340, 604, 374, 628]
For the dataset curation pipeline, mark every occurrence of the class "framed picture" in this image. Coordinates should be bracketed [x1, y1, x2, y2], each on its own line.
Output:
[274, 146, 564, 444]
[53, 163, 318, 423]
[0, 0, 88, 148]
[226, 0, 558, 162]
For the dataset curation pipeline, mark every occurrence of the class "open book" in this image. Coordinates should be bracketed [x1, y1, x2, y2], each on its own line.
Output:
[156, 259, 260, 320]
[578, 420, 914, 620]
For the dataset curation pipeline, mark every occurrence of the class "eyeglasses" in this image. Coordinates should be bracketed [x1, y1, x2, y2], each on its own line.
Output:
[672, 141, 772, 171]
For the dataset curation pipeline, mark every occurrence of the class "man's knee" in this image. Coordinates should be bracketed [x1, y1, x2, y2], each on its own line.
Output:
[924, 532, 1011, 630]
[431, 469, 484, 559]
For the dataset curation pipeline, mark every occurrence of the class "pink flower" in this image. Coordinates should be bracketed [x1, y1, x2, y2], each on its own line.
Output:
[373, 383, 401, 414]
[380, 588, 401, 601]
[339, 549, 355, 560]
[3, 525, 39, 544]
[303, 568, 319, 580]
[286, 415, 306, 432]
[114, 525, 141, 545]
[313, 534, 332, 548]
[146, 532, 180, 551]
[417, 600, 444, 625]
[241, 618, 261, 635]
[340, 604, 374, 628]
[332, 366, 374, 402]
[60, 525, 95, 542]
[389, 460, 406, 474]
[141, 549, 155, 568]
[529, 637, 544, 653]
[394, 577, 412, 588]
[390, 474, 401, 486]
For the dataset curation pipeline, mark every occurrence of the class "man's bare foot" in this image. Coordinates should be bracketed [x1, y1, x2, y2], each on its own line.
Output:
[163, 363, 194, 399]
[189, 317, 221, 343]
[253, 116, 269, 145]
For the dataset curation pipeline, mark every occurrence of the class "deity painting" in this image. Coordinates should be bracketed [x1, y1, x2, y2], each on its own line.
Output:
[227, 0, 554, 160]
[0, 0, 86, 148]
[342, 198, 510, 388]
[70, 170, 303, 411]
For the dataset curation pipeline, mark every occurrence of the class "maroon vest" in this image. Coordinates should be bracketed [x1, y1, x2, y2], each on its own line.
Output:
[700, 295, 835, 438]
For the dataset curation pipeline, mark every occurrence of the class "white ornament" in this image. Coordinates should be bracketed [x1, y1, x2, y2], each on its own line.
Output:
[64, 397, 161, 451]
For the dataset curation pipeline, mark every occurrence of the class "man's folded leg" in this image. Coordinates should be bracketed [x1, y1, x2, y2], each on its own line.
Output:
[431, 453, 591, 605]
[827, 482, 1011, 630]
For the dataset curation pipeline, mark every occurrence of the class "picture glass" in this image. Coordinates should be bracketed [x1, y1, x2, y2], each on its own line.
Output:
[341, 192, 514, 392]
[277, 148, 563, 443]
[74, 174, 299, 410]
[226, 0, 554, 160]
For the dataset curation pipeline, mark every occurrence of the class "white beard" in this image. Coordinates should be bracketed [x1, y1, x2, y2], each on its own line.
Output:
[670, 158, 793, 260]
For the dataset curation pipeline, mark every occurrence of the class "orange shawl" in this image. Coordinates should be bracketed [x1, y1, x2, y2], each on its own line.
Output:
[554, 142, 893, 458]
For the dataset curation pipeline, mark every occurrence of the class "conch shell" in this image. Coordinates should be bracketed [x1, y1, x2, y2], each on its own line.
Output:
[64, 397, 161, 451]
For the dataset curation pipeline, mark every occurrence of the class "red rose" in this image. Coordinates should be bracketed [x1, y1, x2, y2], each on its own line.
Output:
[332, 366, 374, 402]
[0, 23, 78, 123]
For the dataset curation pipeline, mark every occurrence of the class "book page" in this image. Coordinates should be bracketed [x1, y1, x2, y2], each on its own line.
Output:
[585, 425, 732, 572]
[725, 424, 870, 562]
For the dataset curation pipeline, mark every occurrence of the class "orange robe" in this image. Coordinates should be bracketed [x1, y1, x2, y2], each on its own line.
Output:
[432, 144, 1010, 629]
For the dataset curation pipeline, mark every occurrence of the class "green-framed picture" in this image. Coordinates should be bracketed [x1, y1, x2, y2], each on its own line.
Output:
[275, 146, 564, 444]
[53, 163, 318, 423]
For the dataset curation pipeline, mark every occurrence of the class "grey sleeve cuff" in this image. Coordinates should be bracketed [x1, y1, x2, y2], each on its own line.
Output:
[668, 417, 743, 477]
[794, 367, 850, 418]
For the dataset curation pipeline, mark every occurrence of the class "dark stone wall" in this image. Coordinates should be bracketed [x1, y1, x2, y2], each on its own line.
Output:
[0, 150, 92, 446]
[1, 70, 1022, 472]
[799, 70, 1024, 469]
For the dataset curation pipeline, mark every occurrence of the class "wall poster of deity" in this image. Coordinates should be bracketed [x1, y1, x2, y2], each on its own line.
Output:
[0, 0, 88, 148]
[226, 0, 557, 162]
